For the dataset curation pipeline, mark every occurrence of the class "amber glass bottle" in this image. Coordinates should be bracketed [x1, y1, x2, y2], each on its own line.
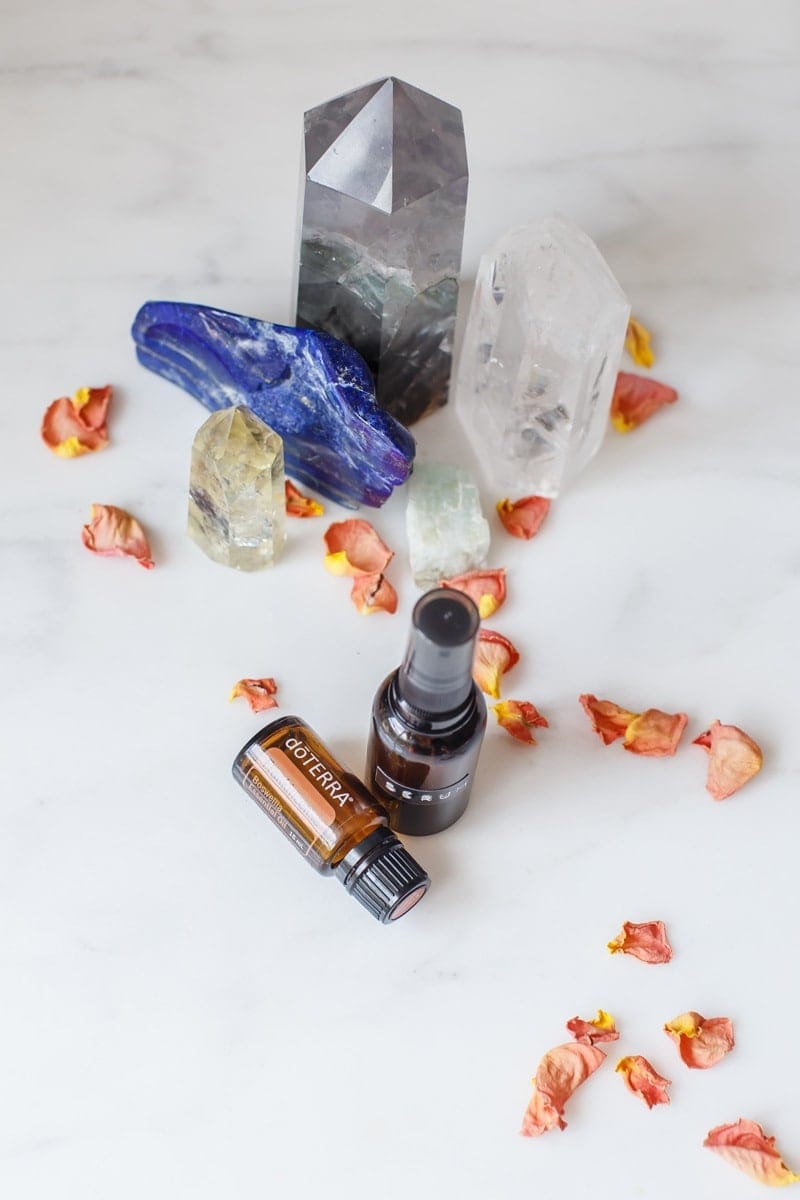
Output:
[233, 715, 430, 922]
[365, 589, 487, 836]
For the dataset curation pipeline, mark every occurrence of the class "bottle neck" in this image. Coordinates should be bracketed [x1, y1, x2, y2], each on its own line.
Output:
[397, 635, 476, 714]
[389, 671, 479, 732]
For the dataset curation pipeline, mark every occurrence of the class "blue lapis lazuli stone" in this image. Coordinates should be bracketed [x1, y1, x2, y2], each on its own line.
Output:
[131, 301, 415, 508]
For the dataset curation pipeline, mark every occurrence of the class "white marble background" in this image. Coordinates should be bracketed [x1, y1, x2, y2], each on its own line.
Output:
[2, 1, 799, 1196]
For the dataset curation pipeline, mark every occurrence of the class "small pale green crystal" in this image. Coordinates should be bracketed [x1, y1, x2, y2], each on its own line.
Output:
[188, 406, 286, 570]
[406, 462, 490, 587]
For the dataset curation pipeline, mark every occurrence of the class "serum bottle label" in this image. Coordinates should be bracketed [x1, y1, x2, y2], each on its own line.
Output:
[373, 764, 470, 806]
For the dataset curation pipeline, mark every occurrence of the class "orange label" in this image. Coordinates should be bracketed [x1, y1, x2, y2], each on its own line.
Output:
[248, 742, 336, 836]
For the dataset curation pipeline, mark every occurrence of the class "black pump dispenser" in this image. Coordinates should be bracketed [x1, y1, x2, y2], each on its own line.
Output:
[397, 589, 480, 714]
[366, 589, 487, 836]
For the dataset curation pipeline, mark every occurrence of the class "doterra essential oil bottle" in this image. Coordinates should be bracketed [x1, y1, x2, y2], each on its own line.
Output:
[232, 716, 430, 922]
[365, 588, 487, 836]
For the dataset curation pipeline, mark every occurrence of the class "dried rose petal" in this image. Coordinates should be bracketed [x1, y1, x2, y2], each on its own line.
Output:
[492, 700, 548, 745]
[616, 1056, 671, 1108]
[285, 480, 324, 518]
[520, 1042, 606, 1137]
[496, 495, 551, 540]
[625, 317, 655, 369]
[41, 385, 112, 457]
[350, 572, 398, 616]
[229, 678, 279, 713]
[473, 628, 520, 699]
[608, 920, 673, 964]
[520, 1086, 563, 1137]
[664, 1012, 735, 1069]
[704, 1119, 800, 1187]
[323, 519, 393, 577]
[693, 721, 763, 800]
[439, 569, 507, 619]
[624, 708, 688, 756]
[566, 1010, 619, 1046]
[579, 694, 636, 745]
[579, 695, 687, 756]
[611, 371, 678, 433]
[81, 504, 154, 569]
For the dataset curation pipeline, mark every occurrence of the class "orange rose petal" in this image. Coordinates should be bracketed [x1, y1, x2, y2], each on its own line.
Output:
[624, 708, 688, 757]
[611, 371, 678, 433]
[693, 720, 764, 800]
[496, 495, 551, 540]
[579, 695, 687, 755]
[520, 1042, 606, 1137]
[74, 385, 111, 421]
[616, 1056, 671, 1108]
[41, 385, 112, 457]
[520, 1086, 562, 1137]
[350, 572, 398, 616]
[439, 569, 507, 619]
[81, 504, 154, 569]
[492, 700, 548, 745]
[566, 1010, 619, 1046]
[625, 317, 655, 368]
[608, 920, 673, 964]
[664, 1012, 735, 1069]
[228, 678, 279, 713]
[285, 480, 324, 518]
[323, 519, 393, 577]
[704, 1119, 800, 1187]
[473, 628, 520, 699]
[579, 694, 637, 745]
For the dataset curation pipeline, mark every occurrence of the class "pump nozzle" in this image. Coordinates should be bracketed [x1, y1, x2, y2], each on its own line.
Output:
[397, 588, 480, 714]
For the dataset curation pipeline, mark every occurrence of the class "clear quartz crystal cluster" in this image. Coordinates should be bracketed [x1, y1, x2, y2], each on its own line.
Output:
[188, 406, 286, 570]
[456, 218, 630, 498]
[406, 463, 490, 587]
[296, 77, 468, 426]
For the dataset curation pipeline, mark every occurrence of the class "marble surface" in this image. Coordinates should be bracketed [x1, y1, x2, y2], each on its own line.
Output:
[2, 2, 799, 1197]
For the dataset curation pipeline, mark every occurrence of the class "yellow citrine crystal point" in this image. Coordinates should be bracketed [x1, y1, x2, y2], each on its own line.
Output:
[188, 406, 286, 570]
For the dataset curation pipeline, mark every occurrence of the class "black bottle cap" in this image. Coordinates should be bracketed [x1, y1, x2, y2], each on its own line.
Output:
[334, 829, 430, 923]
[397, 588, 480, 714]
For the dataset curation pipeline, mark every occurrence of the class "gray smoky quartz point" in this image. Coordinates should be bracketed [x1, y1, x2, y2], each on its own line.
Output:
[295, 77, 468, 426]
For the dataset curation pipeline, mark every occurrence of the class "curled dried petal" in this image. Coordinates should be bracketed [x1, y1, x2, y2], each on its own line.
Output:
[520, 1087, 562, 1137]
[473, 628, 520, 699]
[566, 1010, 619, 1046]
[41, 385, 112, 457]
[497, 495, 551, 540]
[704, 1119, 800, 1187]
[579, 695, 687, 756]
[693, 720, 763, 800]
[625, 317, 655, 368]
[323, 519, 393, 577]
[285, 480, 324, 518]
[611, 371, 678, 432]
[579, 694, 636, 745]
[439, 569, 506, 619]
[350, 572, 397, 616]
[616, 1056, 671, 1108]
[229, 678, 279, 712]
[520, 1042, 606, 1137]
[608, 920, 673, 964]
[492, 700, 548, 745]
[81, 504, 154, 569]
[624, 708, 688, 757]
[664, 1011, 735, 1069]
